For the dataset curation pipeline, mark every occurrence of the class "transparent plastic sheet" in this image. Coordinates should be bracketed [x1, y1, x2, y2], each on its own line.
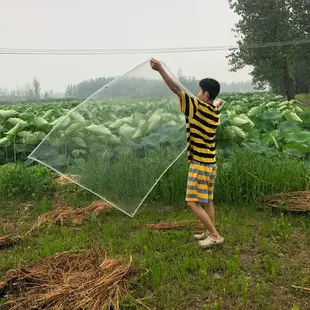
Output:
[29, 60, 195, 217]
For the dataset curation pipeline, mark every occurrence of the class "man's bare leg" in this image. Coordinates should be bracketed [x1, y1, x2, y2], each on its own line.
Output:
[188, 201, 221, 240]
[194, 202, 215, 239]
[204, 201, 215, 225]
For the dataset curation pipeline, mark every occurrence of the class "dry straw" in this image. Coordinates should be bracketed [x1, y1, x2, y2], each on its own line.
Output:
[0, 201, 112, 249]
[264, 191, 310, 212]
[0, 234, 23, 250]
[0, 244, 134, 310]
[27, 201, 112, 234]
[139, 220, 204, 231]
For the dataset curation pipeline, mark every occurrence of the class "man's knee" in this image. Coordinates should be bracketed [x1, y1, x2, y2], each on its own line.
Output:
[187, 201, 199, 209]
[204, 201, 214, 208]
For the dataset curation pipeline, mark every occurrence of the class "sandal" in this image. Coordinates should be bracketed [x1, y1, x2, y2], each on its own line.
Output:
[198, 236, 224, 248]
[194, 232, 209, 240]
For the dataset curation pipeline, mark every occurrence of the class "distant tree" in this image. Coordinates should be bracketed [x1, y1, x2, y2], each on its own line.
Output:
[64, 77, 114, 98]
[24, 83, 35, 100]
[228, 0, 310, 99]
[177, 66, 184, 79]
[64, 85, 76, 98]
[33, 77, 41, 100]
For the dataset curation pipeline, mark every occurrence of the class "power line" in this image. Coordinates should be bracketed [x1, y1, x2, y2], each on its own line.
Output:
[0, 39, 310, 55]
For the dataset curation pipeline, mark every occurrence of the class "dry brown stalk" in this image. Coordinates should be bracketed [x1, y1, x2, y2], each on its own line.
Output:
[0, 244, 134, 310]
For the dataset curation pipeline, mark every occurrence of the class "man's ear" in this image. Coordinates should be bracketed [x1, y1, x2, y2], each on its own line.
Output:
[204, 91, 210, 100]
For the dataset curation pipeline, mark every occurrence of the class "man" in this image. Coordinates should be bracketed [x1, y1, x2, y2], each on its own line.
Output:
[150, 58, 224, 248]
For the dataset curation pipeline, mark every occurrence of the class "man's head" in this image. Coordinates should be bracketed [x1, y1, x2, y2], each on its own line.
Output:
[198, 78, 220, 102]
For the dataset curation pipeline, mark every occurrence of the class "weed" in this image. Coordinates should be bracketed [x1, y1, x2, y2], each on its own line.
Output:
[0, 163, 55, 200]
[242, 276, 251, 307]
[273, 213, 293, 238]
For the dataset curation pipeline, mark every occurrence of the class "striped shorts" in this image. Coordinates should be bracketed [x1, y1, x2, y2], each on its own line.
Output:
[186, 160, 217, 204]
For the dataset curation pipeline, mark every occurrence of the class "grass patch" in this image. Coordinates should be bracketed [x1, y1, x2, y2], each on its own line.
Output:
[0, 152, 309, 308]
[214, 151, 310, 205]
[148, 150, 310, 207]
[0, 164, 55, 200]
[296, 93, 310, 105]
[1, 151, 309, 210]
[0, 201, 309, 309]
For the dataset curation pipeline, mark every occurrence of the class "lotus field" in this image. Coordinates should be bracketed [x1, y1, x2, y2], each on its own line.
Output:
[0, 93, 310, 166]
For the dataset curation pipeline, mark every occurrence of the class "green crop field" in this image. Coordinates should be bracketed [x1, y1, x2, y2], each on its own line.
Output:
[1, 93, 310, 165]
[0, 93, 309, 309]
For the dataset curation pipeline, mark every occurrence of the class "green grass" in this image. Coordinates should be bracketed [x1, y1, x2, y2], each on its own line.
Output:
[296, 93, 310, 105]
[75, 150, 310, 211]
[0, 163, 55, 200]
[2, 150, 309, 213]
[0, 152, 310, 309]
[0, 198, 309, 310]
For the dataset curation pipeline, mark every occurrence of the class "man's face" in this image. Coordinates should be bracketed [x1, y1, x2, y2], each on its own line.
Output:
[198, 88, 209, 102]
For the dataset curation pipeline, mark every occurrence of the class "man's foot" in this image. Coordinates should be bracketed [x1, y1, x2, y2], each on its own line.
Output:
[198, 236, 224, 249]
[194, 232, 209, 240]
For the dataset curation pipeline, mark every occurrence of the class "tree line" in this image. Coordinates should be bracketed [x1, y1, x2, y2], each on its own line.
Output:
[0, 77, 62, 103]
[0, 76, 257, 104]
[64, 76, 257, 99]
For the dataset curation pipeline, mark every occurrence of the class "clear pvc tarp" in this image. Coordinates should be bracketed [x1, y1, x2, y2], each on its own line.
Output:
[29, 60, 193, 216]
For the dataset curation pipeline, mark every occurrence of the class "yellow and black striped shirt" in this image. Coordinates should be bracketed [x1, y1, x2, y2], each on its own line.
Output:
[179, 90, 220, 164]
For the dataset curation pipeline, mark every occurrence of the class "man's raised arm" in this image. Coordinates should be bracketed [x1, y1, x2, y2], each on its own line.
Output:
[150, 58, 182, 96]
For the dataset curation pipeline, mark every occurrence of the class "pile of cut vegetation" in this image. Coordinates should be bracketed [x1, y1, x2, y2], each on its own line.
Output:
[0, 245, 134, 310]
[28, 200, 112, 233]
[139, 220, 204, 231]
[265, 191, 310, 212]
[54, 174, 81, 185]
[0, 234, 23, 249]
[0, 201, 112, 250]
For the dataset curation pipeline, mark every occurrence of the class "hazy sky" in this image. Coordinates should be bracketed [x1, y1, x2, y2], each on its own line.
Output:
[0, 0, 251, 92]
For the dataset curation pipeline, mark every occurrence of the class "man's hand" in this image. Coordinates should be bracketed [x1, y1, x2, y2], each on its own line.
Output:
[150, 58, 163, 72]
[213, 98, 224, 109]
[150, 57, 181, 95]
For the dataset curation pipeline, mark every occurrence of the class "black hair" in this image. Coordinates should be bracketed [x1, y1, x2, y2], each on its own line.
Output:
[199, 78, 220, 100]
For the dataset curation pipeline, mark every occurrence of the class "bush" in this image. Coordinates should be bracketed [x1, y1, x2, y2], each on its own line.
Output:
[214, 150, 310, 205]
[1, 151, 310, 207]
[296, 93, 310, 105]
[0, 163, 55, 200]
[149, 150, 310, 206]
